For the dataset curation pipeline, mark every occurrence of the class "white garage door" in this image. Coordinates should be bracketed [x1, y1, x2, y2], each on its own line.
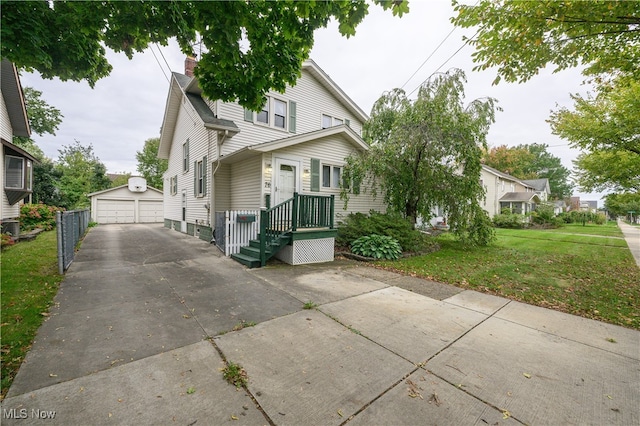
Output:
[96, 199, 135, 224]
[139, 200, 163, 223]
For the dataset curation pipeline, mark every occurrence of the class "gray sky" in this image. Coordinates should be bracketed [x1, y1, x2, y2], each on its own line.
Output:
[20, 1, 602, 202]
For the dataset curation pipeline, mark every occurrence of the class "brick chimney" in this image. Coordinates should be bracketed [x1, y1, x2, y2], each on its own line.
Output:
[185, 56, 197, 77]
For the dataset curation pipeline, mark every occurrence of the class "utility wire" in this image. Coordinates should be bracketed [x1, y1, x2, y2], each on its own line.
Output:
[400, 26, 458, 90]
[407, 28, 480, 97]
[149, 44, 170, 83]
[155, 43, 173, 75]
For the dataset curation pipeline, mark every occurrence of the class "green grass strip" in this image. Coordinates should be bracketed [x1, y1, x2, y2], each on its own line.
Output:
[1, 231, 63, 400]
[379, 229, 640, 330]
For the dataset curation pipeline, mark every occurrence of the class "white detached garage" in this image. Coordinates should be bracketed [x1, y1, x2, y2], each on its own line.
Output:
[89, 177, 163, 224]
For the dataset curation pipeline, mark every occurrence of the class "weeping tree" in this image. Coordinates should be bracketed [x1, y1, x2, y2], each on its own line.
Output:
[341, 69, 498, 246]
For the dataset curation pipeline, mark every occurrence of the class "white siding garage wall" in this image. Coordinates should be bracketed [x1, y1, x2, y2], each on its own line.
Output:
[89, 184, 163, 224]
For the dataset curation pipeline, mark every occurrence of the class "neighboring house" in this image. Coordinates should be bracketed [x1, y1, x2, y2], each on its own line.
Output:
[569, 196, 597, 213]
[553, 200, 568, 215]
[1, 59, 35, 238]
[88, 177, 163, 224]
[158, 58, 386, 267]
[480, 165, 548, 217]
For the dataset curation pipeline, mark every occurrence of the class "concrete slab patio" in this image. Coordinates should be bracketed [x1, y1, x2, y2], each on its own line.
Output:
[2, 224, 639, 425]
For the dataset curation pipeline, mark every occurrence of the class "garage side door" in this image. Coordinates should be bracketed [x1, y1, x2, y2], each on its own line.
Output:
[139, 200, 163, 223]
[96, 199, 135, 224]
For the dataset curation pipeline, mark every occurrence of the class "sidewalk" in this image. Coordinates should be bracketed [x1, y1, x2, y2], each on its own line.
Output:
[2, 224, 638, 425]
[618, 219, 640, 267]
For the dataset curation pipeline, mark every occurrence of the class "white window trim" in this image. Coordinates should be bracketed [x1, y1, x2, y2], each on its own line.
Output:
[5, 155, 25, 189]
[321, 114, 347, 129]
[321, 163, 342, 189]
[182, 141, 189, 173]
[196, 160, 204, 197]
[251, 96, 289, 132]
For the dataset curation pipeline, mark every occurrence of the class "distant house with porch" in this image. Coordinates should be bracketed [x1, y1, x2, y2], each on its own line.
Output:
[158, 58, 386, 267]
[480, 165, 549, 217]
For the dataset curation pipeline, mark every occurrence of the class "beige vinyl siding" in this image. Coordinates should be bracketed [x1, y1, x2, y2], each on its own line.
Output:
[218, 68, 363, 155]
[0, 94, 12, 141]
[229, 156, 262, 210]
[267, 135, 386, 221]
[1, 95, 19, 220]
[214, 163, 231, 212]
[163, 98, 215, 225]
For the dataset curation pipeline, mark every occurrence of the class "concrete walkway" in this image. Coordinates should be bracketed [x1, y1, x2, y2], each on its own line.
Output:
[2, 224, 639, 425]
[618, 219, 640, 267]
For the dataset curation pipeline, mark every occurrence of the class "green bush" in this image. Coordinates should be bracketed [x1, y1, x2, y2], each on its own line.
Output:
[336, 211, 432, 252]
[492, 213, 526, 228]
[530, 203, 563, 228]
[351, 234, 402, 260]
[19, 203, 62, 232]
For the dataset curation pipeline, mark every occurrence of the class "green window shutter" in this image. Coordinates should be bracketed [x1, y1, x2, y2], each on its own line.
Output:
[345, 119, 350, 128]
[202, 156, 207, 196]
[244, 108, 253, 122]
[289, 101, 297, 133]
[194, 160, 197, 196]
[310, 158, 320, 192]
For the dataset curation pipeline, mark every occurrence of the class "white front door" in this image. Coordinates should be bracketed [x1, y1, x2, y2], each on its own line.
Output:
[274, 157, 301, 205]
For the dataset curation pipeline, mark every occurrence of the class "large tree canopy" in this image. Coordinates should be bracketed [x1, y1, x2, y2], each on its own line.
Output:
[342, 69, 498, 246]
[136, 137, 167, 190]
[451, 0, 640, 85]
[483, 143, 573, 200]
[549, 80, 640, 192]
[1, 0, 408, 111]
[56, 141, 111, 209]
[12, 87, 63, 161]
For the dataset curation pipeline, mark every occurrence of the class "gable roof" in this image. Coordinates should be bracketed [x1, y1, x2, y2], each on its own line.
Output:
[499, 192, 541, 203]
[523, 178, 550, 193]
[1, 59, 30, 138]
[219, 125, 368, 164]
[158, 72, 239, 159]
[158, 59, 367, 159]
[481, 164, 535, 189]
[302, 59, 368, 123]
[87, 184, 162, 197]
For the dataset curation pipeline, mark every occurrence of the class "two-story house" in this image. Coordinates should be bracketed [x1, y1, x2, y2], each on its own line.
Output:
[158, 58, 386, 267]
[480, 165, 549, 218]
[1, 59, 36, 239]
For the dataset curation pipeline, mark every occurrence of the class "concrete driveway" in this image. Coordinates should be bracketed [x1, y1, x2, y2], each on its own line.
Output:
[2, 224, 638, 425]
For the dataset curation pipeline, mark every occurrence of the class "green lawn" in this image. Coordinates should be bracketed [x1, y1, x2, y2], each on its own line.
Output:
[1, 231, 64, 400]
[379, 226, 640, 330]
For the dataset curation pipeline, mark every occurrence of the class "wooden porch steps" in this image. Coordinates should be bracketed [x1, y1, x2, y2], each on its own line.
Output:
[230, 234, 291, 268]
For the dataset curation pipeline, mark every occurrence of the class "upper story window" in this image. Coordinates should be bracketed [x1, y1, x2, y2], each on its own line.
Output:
[257, 100, 269, 124]
[274, 99, 286, 129]
[322, 114, 349, 129]
[182, 140, 190, 172]
[245, 97, 295, 132]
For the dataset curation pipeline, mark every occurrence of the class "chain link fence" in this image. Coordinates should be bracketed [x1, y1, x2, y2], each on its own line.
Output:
[56, 209, 91, 274]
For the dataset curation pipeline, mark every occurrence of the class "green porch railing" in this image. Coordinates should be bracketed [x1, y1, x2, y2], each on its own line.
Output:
[259, 192, 334, 266]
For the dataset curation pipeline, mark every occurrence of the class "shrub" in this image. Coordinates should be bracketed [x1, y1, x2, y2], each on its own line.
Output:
[351, 234, 402, 260]
[337, 211, 432, 252]
[492, 213, 526, 228]
[530, 203, 563, 228]
[1, 233, 15, 248]
[19, 203, 62, 232]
